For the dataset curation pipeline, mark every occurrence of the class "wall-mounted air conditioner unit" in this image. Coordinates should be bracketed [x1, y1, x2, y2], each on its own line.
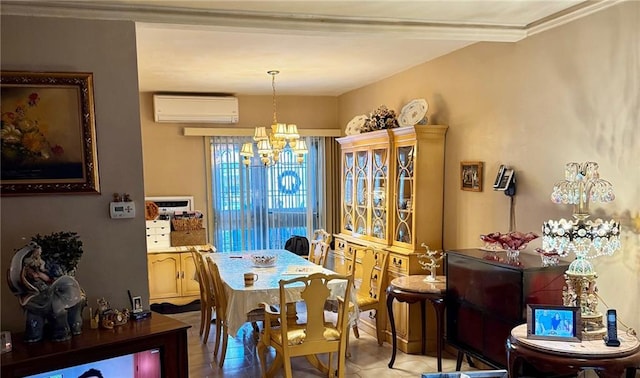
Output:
[153, 94, 239, 123]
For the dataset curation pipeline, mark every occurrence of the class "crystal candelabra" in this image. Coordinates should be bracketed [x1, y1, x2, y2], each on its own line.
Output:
[541, 161, 621, 339]
[418, 243, 444, 282]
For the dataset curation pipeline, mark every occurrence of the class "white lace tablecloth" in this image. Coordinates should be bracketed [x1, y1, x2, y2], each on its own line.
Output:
[207, 249, 350, 337]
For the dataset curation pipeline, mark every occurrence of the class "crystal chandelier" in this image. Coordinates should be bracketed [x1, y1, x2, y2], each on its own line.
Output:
[240, 70, 308, 167]
[541, 161, 621, 339]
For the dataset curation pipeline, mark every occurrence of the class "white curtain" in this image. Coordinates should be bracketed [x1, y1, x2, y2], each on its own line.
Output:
[209, 136, 326, 252]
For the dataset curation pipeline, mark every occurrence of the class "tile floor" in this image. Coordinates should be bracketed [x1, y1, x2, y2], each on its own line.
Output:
[167, 311, 476, 377]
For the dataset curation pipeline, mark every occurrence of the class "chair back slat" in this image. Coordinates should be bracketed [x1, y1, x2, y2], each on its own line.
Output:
[311, 229, 331, 244]
[351, 247, 389, 300]
[207, 258, 227, 314]
[192, 250, 215, 301]
[190, 249, 206, 293]
[309, 239, 330, 267]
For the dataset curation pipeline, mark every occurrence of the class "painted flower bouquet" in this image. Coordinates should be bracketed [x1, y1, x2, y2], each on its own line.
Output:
[1, 92, 64, 167]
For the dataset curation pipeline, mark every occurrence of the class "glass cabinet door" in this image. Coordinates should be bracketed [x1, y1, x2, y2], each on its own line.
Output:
[370, 148, 388, 241]
[354, 150, 369, 235]
[394, 145, 414, 245]
[342, 151, 354, 232]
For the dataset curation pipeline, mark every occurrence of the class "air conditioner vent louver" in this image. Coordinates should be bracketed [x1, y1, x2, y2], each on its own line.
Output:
[153, 95, 239, 124]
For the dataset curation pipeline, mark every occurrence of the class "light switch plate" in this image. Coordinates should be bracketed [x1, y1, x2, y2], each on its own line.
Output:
[110, 201, 136, 219]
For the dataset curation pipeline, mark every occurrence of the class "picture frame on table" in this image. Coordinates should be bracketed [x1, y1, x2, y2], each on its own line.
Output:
[526, 304, 582, 342]
[0, 71, 99, 196]
[132, 296, 143, 313]
[460, 161, 483, 192]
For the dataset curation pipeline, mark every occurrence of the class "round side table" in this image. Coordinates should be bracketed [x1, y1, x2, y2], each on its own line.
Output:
[507, 323, 640, 378]
[386, 275, 446, 371]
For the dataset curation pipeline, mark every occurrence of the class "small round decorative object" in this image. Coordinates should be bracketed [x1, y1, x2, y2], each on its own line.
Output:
[398, 99, 428, 127]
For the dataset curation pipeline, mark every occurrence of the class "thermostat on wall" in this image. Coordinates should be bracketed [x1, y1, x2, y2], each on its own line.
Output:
[110, 201, 136, 219]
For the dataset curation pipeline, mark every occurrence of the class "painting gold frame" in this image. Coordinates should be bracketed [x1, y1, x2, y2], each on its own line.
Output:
[460, 161, 483, 192]
[1, 71, 99, 195]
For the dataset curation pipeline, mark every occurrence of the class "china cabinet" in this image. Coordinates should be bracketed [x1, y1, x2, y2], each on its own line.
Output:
[332, 125, 447, 353]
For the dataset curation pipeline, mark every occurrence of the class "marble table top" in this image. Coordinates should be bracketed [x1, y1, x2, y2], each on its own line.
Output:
[389, 275, 446, 294]
[511, 323, 640, 357]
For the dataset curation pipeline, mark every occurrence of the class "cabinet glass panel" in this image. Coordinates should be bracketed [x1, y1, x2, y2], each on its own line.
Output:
[371, 148, 387, 239]
[355, 151, 368, 235]
[343, 152, 354, 231]
[395, 145, 414, 244]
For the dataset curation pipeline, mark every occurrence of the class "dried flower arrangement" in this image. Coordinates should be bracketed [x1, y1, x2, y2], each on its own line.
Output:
[362, 105, 399, 132]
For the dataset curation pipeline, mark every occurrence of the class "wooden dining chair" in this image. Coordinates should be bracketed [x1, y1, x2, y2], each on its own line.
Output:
[205, 258, 230, 367]
[257, 272, 354, 378]
[349, 246, 389, 345]
[190, 249, 216, 344]
[312, 229, 332, 244]
[306, 229, 332, 267]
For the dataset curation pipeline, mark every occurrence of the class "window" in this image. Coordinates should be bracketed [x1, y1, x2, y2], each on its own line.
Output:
[209, 136, 325, 252]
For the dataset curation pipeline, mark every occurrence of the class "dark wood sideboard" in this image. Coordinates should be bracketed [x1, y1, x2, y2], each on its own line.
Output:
[1, 312, 190, 378]
[445, 249, 568, 368]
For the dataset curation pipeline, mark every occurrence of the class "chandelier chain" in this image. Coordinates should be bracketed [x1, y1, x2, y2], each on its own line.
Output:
[271, 71, 278, 124]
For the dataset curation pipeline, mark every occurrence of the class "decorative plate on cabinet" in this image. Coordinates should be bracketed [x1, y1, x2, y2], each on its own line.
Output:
[398, 99, 428, 127]
[345, 114, 367, 135]
[145, 201, 159, 220]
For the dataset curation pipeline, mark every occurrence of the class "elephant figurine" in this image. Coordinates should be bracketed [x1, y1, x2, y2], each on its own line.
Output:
[7, 242, 86, 342]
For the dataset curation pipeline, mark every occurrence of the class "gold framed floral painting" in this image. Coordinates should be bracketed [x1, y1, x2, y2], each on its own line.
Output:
[1, 71, 99, 196]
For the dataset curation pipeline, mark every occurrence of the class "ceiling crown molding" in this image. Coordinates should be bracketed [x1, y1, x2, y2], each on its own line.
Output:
[0, 0, 530, 42]
[525, 0, 623, 37]
[1, 0, 621, 42]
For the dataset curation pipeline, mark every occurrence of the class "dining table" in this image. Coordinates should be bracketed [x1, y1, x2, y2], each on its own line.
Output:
[207, 248, 346, 338]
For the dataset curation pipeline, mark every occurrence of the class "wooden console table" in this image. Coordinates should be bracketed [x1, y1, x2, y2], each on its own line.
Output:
[387, 275, 446, 372]
[507, 323, 640, 377]
[1, 312, 190, 378]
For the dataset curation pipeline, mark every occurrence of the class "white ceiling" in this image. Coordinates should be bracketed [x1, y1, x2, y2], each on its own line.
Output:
[1, 0, 620, 95]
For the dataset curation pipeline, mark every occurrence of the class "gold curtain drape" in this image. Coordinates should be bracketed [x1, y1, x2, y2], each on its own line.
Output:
[323, 137, 341, 239]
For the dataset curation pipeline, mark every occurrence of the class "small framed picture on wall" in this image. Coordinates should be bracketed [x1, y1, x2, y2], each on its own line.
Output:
[460, 161, 484, 192]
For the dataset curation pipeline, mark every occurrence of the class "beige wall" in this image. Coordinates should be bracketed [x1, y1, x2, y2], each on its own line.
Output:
[1, 16, 147, 331]
[140, 92, 338, 219]
[340, 2, 640, 332]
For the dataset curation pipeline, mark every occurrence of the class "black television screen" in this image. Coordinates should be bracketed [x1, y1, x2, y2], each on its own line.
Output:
[24, 348, 161, 378]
